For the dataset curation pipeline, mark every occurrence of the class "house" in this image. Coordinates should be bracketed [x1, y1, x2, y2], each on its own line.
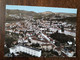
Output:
[31, 37, 50, 44]
[41, 44, 53, 51]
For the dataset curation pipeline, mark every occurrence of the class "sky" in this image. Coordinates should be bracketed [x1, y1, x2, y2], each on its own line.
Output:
[6, 5, 77, 14]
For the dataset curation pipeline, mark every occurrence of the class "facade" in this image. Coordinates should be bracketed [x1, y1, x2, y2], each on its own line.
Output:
[9, 45, 41, 57]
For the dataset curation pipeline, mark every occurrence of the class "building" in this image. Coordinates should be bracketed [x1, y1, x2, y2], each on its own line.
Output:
[9, 45, 41, 57]
[41, 44, 53, 51]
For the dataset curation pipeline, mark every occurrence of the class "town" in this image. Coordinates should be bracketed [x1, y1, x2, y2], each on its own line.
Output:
[4, 9, 76, 57]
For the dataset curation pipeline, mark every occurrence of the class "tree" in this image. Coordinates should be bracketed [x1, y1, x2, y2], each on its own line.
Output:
[5, 36, 17, 48]
[31, 43, 35, 47]
[4, 47, 9, 54]
[52, 51, 59, 56]
[35, 43, 40, 47]
[60, 25, 64, 32]
[31, 43, 40, 47]
[50, 49, 53, 53]
[28, 40, 31, 43]
[50, 31, 74, 43]
[55, 42, 60, 46]
[11, 53, 15, 57]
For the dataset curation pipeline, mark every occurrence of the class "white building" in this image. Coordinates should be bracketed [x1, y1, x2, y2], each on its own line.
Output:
[41, 44, 53, 51]
[9, 45, 41, 57]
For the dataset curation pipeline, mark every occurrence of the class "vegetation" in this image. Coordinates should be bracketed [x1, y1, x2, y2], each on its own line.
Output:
[50, 31, 74, 43]
[6, 9, 76, 24]
[33, 14, 42, 20]
[42, 49, 59, 57]
[5, 36, 17, 48]
[4, 47, 9, 54]
[31, 43, 40, 47]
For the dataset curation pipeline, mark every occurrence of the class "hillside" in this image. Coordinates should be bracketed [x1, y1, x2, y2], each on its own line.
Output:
[6, 9, 77, 23]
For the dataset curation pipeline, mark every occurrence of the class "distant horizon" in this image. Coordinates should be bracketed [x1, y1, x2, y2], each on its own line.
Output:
[6, 5, 77, 14]
[6, 9, 77, 14]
